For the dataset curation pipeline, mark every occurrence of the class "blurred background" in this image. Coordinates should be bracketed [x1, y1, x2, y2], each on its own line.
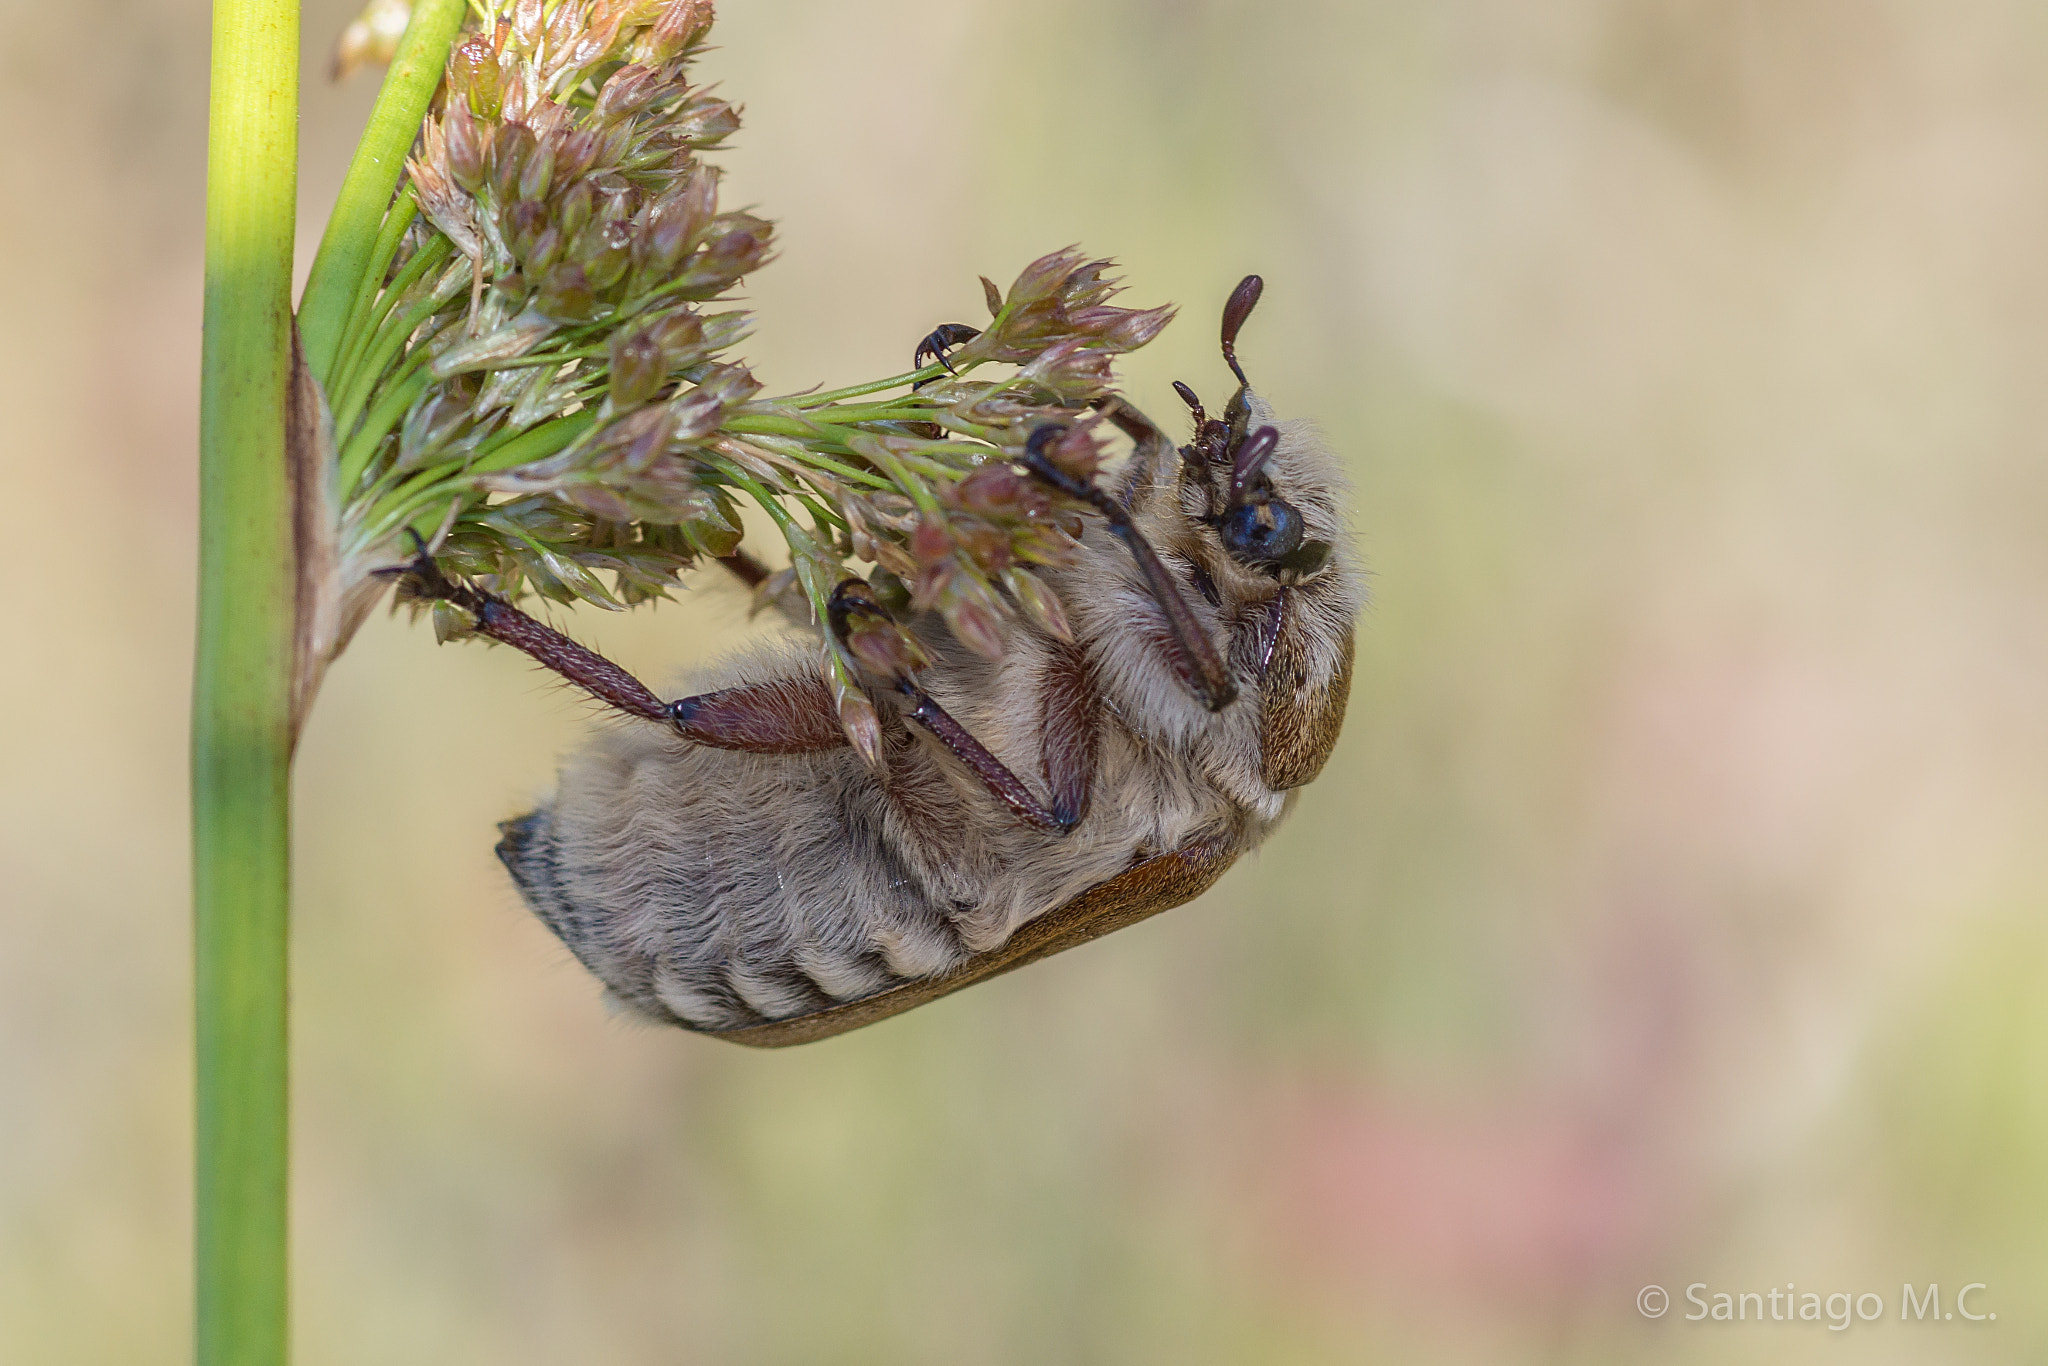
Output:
[5, 0, 2048, 1360]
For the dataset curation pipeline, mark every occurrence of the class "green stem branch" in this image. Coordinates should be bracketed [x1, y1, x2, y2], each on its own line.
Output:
[298, 0, 467, 387]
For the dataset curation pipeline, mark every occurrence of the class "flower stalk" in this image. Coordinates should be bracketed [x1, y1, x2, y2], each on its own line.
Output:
[193, 0, 299, 1359]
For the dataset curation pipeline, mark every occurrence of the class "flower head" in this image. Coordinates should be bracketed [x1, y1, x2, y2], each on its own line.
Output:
[321, 2, 1179, 748]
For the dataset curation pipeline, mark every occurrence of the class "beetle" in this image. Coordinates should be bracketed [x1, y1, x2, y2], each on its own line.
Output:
[396, 275, 1360, 1046]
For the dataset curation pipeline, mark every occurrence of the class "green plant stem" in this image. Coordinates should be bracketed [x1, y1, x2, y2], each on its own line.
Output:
[298, 0, 467, 388]
[193, 0, 298, 1362]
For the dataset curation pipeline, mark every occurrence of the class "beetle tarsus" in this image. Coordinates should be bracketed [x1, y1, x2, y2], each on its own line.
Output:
[911, 322, 982, 387]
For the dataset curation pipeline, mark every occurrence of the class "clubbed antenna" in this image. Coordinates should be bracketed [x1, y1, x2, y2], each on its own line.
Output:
[1220, 274, 1263, 390]
[1228, 426, 1280, 507]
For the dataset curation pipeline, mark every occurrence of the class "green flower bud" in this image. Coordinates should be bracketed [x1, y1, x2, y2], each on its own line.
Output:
[866, 566, 913, 616]
[554, 179, 596, 240]
[431, 599, 475, 644]
[673, 95, 740, 149]
[450, 34, 502, 119]
[607, 328, 668, 411]
[677, 489, 743, 556]
[572, 217, 634, 293]
[834, 678, 884, 771]
[398, 388, 471, 471]
[430, 306, 560, 375]
[535, 262, 598, 320]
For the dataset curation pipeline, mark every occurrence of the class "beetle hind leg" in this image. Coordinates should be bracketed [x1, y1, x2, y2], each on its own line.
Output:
[387, 545, 849, 753]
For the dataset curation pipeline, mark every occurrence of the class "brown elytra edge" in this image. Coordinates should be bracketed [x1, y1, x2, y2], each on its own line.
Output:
[707, 828, 1243, 1047]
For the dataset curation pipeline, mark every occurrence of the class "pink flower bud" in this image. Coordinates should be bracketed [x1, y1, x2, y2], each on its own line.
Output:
[594, 64, 658, 124]
[1057, 259, 1117, 310]
[490, 122, 536, 203]
[1006, 247, 1086, 310]
[443, 100, 487, 191]
[554, 128, 602, 185]
[553, 179, 595, 239]
[1001, 567, 1072, 642]
[631, 0, 716, 65]
[503, 197, 547, 259]
[523, 224, 564, 277]
[1018, 339, 1114, 402]
[836, 687, 884, 770]
[950, 463, 1029, 515]
[518, 133, 556, 202]
[940, 578, 1008, 661]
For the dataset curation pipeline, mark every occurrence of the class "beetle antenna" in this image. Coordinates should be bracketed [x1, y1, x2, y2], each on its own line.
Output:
[1172, 380, 1207, 427]
[1220, 274, 1262, 390]
[1228, 425, 1280, 507]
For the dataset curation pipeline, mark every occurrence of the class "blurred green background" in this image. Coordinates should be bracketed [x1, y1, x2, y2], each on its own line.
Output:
[6, 0, 2048, 1360]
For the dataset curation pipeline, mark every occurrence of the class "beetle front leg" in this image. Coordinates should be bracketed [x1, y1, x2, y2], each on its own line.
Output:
[1020, 423, 1239, 712]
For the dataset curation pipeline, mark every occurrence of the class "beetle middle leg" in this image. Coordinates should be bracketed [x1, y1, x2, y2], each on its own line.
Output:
[828, 579, 1090, 835]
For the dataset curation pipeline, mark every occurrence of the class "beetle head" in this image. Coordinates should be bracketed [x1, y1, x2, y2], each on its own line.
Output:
[1174, 276, 1335, 582]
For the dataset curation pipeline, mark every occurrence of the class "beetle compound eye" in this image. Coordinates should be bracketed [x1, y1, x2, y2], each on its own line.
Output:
[1220, 497, 1305, 566]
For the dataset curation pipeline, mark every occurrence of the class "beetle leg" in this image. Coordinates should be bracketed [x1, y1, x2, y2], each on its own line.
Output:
[912, 322, 983, 391]
[912, 322, 982, 375]
[1038, 637, 1099, 828]
[1021, 421, 1239, 712]
[889, 678, 1075, 834]
[385, 544, 847, 752]
[714, 549, 770, 587]
[827, 578, 1079, 834]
